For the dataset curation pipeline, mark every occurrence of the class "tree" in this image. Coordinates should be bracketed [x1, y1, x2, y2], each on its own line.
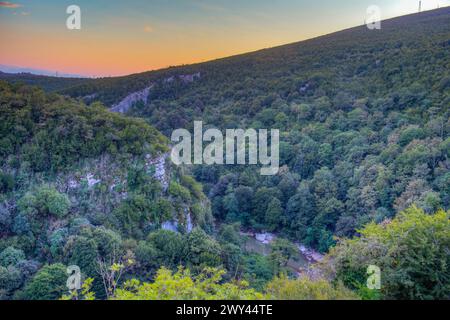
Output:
[96, 248, 134, 298]
[252, 187, 281, 226]
[185, 228, 222, 270]
[269, 238, 297, 274]
[265, 198, 282, 232]
[266, 275, 358, 300]
[327, 206, 450, 300]
[147, 229, 185, 267]
[114, 267, 264, 300]
[0, 266, 22, 297]
[0, 247, 25, 267]
[18, 185, 70, 219]
[0, 172, 14, 194]
[23, 263, 67, 300]
[285, 183, 315, 241]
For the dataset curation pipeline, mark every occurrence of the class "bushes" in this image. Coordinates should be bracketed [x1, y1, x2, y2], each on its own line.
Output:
[168, 181, 192, 203]
[0, 266, 22, 294]
[0, 246, 25, 267]
[185, 228, 222, 270]
[0, 82, 168, 173]
[113, 194, 153, 238]
[180, 175, 203, 200]
[115, 267, 264, 300]
[18, 185, 70, 218]
[0, 172, 14, 194]
[327, 206, 450, 300]
[113, 266, 358, 300]
[23, 263, 67, 300]
[266, 276, 358, 300]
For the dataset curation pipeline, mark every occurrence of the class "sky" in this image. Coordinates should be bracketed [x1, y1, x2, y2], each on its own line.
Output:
[1, 0, 449, 77]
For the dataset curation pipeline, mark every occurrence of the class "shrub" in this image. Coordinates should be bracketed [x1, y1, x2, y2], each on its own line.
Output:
[23, 263, 67, 300]
[0, 246, 25, 267]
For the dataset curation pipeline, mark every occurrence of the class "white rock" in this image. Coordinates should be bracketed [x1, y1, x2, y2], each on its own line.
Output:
[86, 173, 101, 188]
[161, 221, 178, 232]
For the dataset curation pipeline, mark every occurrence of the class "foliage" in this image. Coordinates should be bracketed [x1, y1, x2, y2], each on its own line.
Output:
[114, 267, 264, 300]
[266, 275, 359, 300]
[0, 246, 25, 267]
[22, 263, 67, 300]
[0, 9, 449, 299]
[327, 206, 450, 300]
[18, 185, 70, 219]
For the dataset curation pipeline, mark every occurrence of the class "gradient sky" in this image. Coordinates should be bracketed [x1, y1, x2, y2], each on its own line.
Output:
[1, 0, 449, 77]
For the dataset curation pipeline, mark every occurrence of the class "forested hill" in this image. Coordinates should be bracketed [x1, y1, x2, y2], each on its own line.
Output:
[4, 7, 448, 249]
[0, 7, 449, 301]
[2, 7, 450, 108]
[0, 71, 92, 93]
[0, 82, 217, 299]
[31, 7, 449, 251]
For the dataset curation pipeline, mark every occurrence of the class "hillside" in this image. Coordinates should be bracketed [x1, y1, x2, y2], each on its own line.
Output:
[0, 71, 92, 93]
[54, 8, 450, 249]
[0, 82, 216, 299]
[0, 8, 449, 300]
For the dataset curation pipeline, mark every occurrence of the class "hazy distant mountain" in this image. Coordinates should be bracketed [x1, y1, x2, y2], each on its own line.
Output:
[0, 64, 87, 78]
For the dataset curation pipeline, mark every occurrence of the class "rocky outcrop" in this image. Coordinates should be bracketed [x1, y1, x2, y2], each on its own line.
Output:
[255, 232, 275, 244]
[110, 85, 153, 113]
[81, 93, 98, 104]
[297, 244, 324, 263]
[161, 209, 194, 234]
[109, 72, 201, 114]
[161, 220, 178, 232]
[179, 72, 201, 83]
[243, 230, 324, 264]
[145, 154, 168, 191]
[163, 72, 201, 84]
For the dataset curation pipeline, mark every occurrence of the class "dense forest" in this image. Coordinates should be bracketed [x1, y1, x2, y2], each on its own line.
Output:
[0, 8, 449, 300]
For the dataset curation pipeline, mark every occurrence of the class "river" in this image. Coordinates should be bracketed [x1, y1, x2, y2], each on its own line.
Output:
[242, 232, 323, 277]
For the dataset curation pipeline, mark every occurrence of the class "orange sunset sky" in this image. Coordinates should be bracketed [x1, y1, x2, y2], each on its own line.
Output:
[1, 0, 448, 77]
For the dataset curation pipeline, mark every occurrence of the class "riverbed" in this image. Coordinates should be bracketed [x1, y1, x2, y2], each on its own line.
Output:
[243, 234, 313, 275]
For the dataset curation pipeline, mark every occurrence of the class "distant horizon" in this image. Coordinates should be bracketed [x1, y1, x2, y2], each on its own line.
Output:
[0, 64, 89, 78]
[1, 2, 449, 78]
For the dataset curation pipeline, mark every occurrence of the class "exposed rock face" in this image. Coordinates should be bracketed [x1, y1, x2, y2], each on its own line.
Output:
[161, 210, 194, 234]
[109, 72, 201, 114]
[250, 231, 324, 263]
[164, 72, 201, 84]
[146, 154, 168, 191]
[86, 173, 101, 188]
[179, 72, 201, 83]
[161, 220, 178, 232]
[110, 85, 153, 113]
[297, 244, 324, 263]
[185, 210, 193, 233]
[67, 173, 101, 189]
[255, 232, 275, 244]
[82, 93, 98, 104]
[146, 153, 193, 234]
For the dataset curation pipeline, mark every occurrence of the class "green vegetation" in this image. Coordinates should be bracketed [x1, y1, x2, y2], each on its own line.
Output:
[0, 82, 215, 299]
[115, 267, 264, 300]
[326, 206, 450, 300]
[113, 266, 357, 300]
[31, 8, 449, 253]
[0, 9, 449, 300]
[22, 263, 67, 300]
